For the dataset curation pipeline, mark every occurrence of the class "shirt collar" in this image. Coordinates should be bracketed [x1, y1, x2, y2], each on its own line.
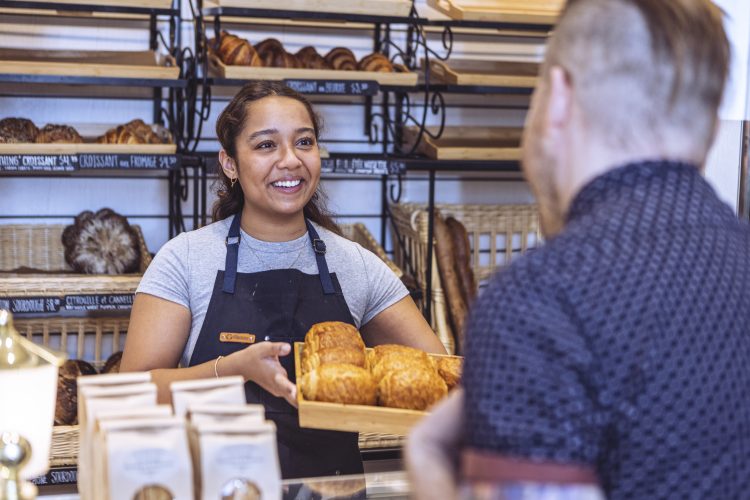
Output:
[566, 160, 701, 224]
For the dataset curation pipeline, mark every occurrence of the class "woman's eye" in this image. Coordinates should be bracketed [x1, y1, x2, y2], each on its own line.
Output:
[256, 141, 275, 150]
[297, 137, 315, 147]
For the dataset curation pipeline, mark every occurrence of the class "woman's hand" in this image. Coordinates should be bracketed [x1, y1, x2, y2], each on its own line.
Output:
[225, 341, 298, 407]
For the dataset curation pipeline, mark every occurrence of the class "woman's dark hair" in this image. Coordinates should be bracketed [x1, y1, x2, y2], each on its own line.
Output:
[212, 81, 340, 235]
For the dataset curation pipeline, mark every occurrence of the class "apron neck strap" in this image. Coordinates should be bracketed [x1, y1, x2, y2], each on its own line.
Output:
[305, 220, 336, 295]
[222, 214, 242, 294]
[222, 215, 336, 295]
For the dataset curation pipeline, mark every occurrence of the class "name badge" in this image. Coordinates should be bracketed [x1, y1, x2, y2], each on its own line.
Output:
[219, 332, 256, 344]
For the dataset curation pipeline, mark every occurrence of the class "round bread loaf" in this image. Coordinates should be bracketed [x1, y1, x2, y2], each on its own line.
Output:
[102, 351, 123, 374]
[0, 117, 38, 143]
[62, 208, 141, 274]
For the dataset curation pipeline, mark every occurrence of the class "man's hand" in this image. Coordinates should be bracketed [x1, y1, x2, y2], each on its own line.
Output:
[405, 388, 464, 500]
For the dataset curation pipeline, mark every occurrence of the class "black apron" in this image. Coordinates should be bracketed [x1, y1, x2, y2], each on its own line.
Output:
[188, 214, 363, 479]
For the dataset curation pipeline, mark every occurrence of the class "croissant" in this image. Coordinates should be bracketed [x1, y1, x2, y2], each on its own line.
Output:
[97, 125, 144, 145]
[255, 38, 285, 67]
[324, 47, 357, 71]
[296, 46, 331, 70]
[218, 31, 261, 66]
[378, 367, 447, 411]
[436, 357, 462, 390]
[271, 50, 302, 69]
[35, 124, 83, 144]
[357, 53, 394, 73]
[304, 322, 365, 352]
[300, 364, 377, 405]
[369, 345, 434, 384]
[301, 346, 368, 375]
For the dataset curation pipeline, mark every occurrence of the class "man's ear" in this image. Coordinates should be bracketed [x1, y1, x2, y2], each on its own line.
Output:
[544, 66, 573, 136]
[218, 149, 237, 179]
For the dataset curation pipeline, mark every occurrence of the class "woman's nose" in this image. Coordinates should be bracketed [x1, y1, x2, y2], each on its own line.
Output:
[277, 144, 302, 169]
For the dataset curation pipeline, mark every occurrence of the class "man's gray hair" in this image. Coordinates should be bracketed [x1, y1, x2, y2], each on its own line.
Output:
[545, 0, 730, 154]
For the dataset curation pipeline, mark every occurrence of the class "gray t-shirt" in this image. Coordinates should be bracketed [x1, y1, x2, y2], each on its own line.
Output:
[137, 217, 408, 366]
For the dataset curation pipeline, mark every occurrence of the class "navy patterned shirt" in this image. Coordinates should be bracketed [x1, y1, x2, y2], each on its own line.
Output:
[463, 161, 750, 499]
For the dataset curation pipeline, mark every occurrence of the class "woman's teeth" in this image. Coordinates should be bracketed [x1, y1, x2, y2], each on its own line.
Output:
[272, 179, 301, 188]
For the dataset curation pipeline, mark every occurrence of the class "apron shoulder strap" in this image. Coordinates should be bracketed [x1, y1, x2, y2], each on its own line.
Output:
[306, 220, 336, 295]
[222, 214, 241, 294]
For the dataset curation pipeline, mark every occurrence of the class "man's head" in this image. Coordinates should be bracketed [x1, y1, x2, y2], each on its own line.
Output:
[522, 0, 730, 237]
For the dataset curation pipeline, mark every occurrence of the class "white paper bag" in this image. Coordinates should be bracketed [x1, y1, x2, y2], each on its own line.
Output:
[190, 421, 281, 500]
[169, 376, 245, 418]
[101, 417, 193, 500]
[187, 403, 264, 426]
[77, 380, 155, 500]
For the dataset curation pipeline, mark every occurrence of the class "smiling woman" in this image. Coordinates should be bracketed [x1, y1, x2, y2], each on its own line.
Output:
[120, 81, 446, 480]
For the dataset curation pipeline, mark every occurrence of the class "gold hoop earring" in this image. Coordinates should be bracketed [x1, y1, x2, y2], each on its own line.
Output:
[230, 177, 237, 188]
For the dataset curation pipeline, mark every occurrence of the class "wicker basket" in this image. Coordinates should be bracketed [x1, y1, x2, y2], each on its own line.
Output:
[19, 316, 130, 467]
[389, 203, 541, 353]
[340, 223, 402, 279]
[0, 224, 151, 307]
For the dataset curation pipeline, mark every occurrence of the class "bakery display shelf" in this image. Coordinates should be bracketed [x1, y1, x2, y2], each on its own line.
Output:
[0, 0, 177, 15]
[0, 152, 181, 173]
[0, 224, 151, 314]
[208, 55, 419, 87]
[202, 4, 413, 25]
[426, 0, 562, 25]
[294, 342, 460, 435]
[418, 82, 534, 95]
[427, 58, 539, 89]
[402, 125, 523, 162]
[0, 49, 181, 86]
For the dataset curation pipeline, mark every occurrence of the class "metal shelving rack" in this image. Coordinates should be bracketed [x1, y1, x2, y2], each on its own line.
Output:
[190, 0, 553, 320]
[0, 0, 209, 237]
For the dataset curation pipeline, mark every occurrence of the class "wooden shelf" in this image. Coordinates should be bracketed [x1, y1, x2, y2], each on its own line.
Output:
[428, 58, 538, 88]
[0, 49, 179, 81]
[212, 0, 411, 18]
[426, 0, 562, 24]
[403, 126, 523, 161]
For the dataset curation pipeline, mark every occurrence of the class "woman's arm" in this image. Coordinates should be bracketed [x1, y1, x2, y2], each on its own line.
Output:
[360, 295, 447, 354]
[121, 293, 297, 406]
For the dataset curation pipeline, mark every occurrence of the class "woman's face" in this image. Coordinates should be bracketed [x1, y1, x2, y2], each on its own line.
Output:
[229, 96, 321, 221]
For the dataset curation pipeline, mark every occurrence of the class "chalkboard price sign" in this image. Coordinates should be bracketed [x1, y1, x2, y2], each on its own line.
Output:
[284, 79, 379, 95]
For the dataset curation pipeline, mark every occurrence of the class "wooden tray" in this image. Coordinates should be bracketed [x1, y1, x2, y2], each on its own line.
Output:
[0, 49, 179, 80]
[19, 0, 172, 9]
[295, 343, 459, 435]
[209, 54, 418, 86]
[215, 0, 412, 18]
[0, 143, 177, 154]
[428, 58, 539, 88]
[402, 126, 523, 161]
[427, 0, 563, 24]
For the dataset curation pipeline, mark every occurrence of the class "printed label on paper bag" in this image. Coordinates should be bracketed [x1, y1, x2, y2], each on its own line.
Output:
[122, 449, 178, 481]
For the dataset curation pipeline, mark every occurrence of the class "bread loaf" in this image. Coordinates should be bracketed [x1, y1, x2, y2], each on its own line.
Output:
[296, 46, 331, 70]
[435, 213, 469, 353]
[35, 124, 83, 144]
[436, 357, 462, 390]
[446, 217, 477, 308]
[304, 321, 365, 352]
[324, 47, 357, 71]
[300, 364, 377, 405]
[55, 359, 97, 425]
[377, 367, 447, 411]
[0, 117, 38, 143]
[357, 53, 393, 73]
[102, 351, 123, 374]
[62, 208, 141, 274]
